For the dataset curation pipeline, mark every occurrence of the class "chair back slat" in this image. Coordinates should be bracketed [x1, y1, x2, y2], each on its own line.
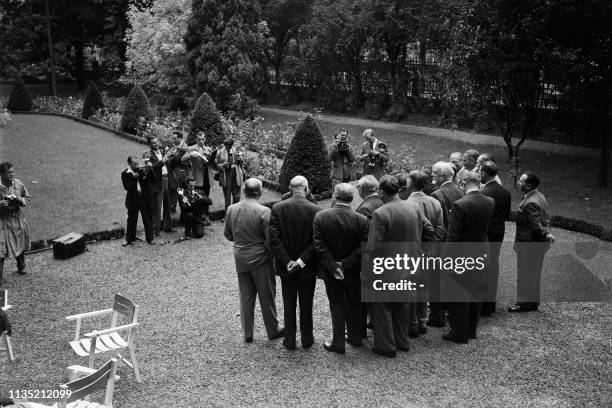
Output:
[113, 294, 136, 322]
[64, 359, 114, 402]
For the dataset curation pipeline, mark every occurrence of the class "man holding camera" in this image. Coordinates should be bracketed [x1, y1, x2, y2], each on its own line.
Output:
[359, 129, 389, 180]
[121, 156, 155, 246]
[215, 137, 244, 212]
[177, 177, 212, 239]
[182, 131, 214, 225]
[328, 129, 356, 189]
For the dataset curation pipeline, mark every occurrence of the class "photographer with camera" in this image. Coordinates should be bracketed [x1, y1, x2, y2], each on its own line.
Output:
[181, 131, 215, 226]
[358, 129, 389, 180]
[177, 177, 212, 239]
[215, 137, 245, 213]
[328, 128, 356, 189]
[0, 162, 30, 282]
[121, 156, 155, 246]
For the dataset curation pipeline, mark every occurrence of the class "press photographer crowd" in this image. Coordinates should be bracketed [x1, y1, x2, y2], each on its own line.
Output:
[0, 127, 555, 358]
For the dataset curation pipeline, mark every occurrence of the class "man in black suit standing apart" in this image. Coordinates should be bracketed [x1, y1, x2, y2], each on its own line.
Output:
[270, 175, 321, 350]
[509, 171, 554, 312]
[313, 183, 369, 354]
[429, 161, 464, 327]
[444, 172, 494, 344]
[479, 161, 511, 316]
[121, 156, 154, 245]
[367, 175, 434, 357]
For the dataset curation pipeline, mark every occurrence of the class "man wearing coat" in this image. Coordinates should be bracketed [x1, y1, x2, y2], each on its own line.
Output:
[328, 129, 356, 188]
[367, 175, 434, 357]
[313, 183, 369, 354]
[269, 175, 321, 350]
[216, 137, 244, 211]
[509, 171, 554, 313]
[121, 156, 154, 246]
[358, 129, 389, 180]
[182, 131, 214, 225]
[144, 136, 172, 235]
[444, 171, 494, 344]
[429, 161, 464, 327]
[479, 161, 511, 316]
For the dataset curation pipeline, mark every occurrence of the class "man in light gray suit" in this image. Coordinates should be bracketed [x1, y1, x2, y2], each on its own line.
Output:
[224, 178, 284, 342]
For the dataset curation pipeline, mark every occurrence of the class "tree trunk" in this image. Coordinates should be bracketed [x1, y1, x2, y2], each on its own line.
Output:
[44, 0, 56, 97]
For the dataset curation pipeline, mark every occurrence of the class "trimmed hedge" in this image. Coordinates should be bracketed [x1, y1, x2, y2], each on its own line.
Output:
[278, 115, 331, 194]
[81, 82, 104, 119]
[120, 84, 153, 135]
[6, 77, 33, 112]
[189, 92, 225, 146]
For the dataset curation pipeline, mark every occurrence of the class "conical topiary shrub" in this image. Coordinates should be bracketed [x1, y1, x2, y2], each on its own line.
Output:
[120, 84, 152, 135]
[278, 116, 331, 194]
[6, 77, 33, 112]
[189, 92, 224, 146]
[81, 82, 104, 119]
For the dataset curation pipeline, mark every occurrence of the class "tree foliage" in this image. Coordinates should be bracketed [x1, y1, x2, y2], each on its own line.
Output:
[278, 115, 330, 193]
[123, 0, 191, 93]
[6, 77, 34, 112]
[184, 0, 270, 116]
[120, 84, 152, 134]
[81, 81, 105, 119]
[189, 92, 225, 147]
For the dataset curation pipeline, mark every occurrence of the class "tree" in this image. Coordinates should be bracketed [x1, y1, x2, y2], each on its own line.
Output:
[123, 0, 192, 93]
[278, 115, 330, 193]
[120, 84, 153, 134]
[184, 0, 270, 116]
[6, 77, 33, 112]
[189, 92, 225, 147]
[81, 81, 104, 119]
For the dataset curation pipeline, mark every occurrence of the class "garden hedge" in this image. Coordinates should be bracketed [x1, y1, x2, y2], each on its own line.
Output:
[278, 115, 331, 194]
[189, 92, 225, 146]
[6, 77, 33, 112]
[81, 82, 104, 119]
[120, 84, 153, 135]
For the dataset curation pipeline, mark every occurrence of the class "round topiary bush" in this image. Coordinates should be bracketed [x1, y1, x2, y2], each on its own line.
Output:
[278, 115, 331, 194]
[81, 82, 104, 119]
[6, 77, 33, 112]
[120, 84, 153, 135]
[189, 92, 224, 146]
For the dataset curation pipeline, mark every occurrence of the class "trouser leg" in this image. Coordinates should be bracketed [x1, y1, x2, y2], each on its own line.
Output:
[369, 302, 395, 353]
[481, 242, 501, 314]
[126, 208, 138, 243]
[468, 301, 481, 338]
[140, 203, 154, 242]
[161, 177, 172, 230]
[392, 302, 411, 350]
[297, 276, 316, 346]
[517, 248, 545, 309]
[280, 275, 298, 347]
[231, 184, 241, 205]
[409, 302, 418, 332]
[15, 252, 25, 272]
[251, 263, 281, 338]
[151, 190, 162, 235]
[324, 279, 346, 350]
[448, 301, 469, 341]
[345, 279, 362, 346]
[237, 270, 257, 339]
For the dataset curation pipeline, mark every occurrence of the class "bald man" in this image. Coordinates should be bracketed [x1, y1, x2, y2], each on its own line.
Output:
[225, 178, 284, 343]
[270, 176, 321, 350]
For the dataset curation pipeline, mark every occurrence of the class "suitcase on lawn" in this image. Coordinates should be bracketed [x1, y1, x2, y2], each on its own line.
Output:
[53, 232, 86, 260]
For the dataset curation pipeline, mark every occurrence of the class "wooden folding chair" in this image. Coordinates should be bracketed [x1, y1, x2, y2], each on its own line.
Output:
[26, 358, 118, 408]
[0, 289, 15, 362]
[66, 294, 141, 383]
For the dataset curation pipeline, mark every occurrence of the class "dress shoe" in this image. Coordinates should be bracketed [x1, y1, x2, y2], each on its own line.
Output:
[427, 320, 445, 327]
[121, 241, 133, 247]
[397, 346, 410, 352]
[302, 341, 314, 350]
[508, 304, 538, 313]
[372, 348, 396, 358]
[283, 342, 296, 351]
[469, 332, 477, 340]
[323, 341, 345, 354]
[269, 328, 285, 340]
[16, 268, 26, 275]
[147, 239, 157, 245]
[245, 337, 253, 343]
[408, 329, 420, 339]
[419, 326, 427, 335]
[442, 333, 468, 344]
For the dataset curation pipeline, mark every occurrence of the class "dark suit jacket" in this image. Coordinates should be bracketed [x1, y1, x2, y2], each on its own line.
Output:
[328, 144, 356, 181]
[515, 190, 551, 243]
[481, 181, 511, 242]
[359, 140, 389, 179]
[356, 194, 384, 220]
[121, 169, 145, 211]
[367, 197, 434, 244]
[432, 181, 464, 238]
[447, 191, 495, 243]
[269, 195, 321, 278]
[147, 148, 169, 193]
[313, 205, 369, 281]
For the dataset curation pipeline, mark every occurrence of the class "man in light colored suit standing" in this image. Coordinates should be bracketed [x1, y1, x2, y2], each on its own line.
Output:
[224, 178, 284, 343]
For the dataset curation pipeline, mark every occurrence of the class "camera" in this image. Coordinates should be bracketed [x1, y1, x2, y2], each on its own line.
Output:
[335, 129, 351, 152]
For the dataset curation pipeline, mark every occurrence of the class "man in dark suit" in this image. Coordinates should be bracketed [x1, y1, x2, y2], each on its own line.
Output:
[270, 175, 321, 350]
[177, 177, 211, 239]
[121, 156, 154, 245]
[313, 183, 369, 354]
[443, 172, 494, 344]
[429, 161, 464, 327]
[509, 172, 554, 313]
[143, 136, 172, 235]
[479, 161, 511, 316]
[328, 129, 356, 188]
[358, 129, 389, 180]
[367, 175, 434, 357]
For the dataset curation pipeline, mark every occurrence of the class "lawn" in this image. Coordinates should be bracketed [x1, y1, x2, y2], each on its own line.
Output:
[260, 110, 612, 230]
[0, 223, 610, 407]
[0, 114, 280, 242]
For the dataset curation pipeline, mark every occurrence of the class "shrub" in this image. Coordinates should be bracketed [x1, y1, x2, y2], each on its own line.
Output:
[149, 93, 168, 107]
[120, 84, 153, 134]
[34, 96, 81, 116]
[6, 77, 33, 112]
[169, 95, 189, 112]
[278, 115, 330, 194]
[81, 82, 104, 119]
[189, 92, 225, 146]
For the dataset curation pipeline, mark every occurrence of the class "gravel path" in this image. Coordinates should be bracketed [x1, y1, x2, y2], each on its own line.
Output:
[1, 221, 610, 407]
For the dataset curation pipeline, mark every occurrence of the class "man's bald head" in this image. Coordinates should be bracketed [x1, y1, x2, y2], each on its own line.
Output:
[289, 175, 308, 194]
[333, 183, 354, 203]
[244, 178, 262, 198]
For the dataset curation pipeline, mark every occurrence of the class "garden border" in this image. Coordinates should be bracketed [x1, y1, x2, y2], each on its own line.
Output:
[11, 111, 612, 242]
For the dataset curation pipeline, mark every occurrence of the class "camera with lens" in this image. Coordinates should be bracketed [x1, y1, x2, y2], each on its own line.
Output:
[335, 129, 351, 152]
